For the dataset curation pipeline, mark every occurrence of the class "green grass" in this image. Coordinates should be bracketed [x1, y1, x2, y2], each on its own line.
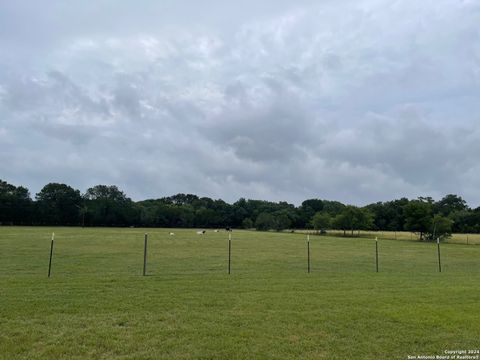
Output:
[314, 229, 480, 244]
[1, 227, 479, 359]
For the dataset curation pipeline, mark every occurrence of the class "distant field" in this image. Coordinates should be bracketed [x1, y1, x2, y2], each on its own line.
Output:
[305, 229, 480, 245]
[1, 227, 480, 359]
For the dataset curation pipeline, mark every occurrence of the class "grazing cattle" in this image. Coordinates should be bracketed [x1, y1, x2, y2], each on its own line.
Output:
[196, 230, 206, 235]
[169, 232, 175, 236]
[214, 230, 219, 233]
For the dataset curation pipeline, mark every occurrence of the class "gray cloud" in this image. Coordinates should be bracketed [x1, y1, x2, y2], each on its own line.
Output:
[1, 0, 480, 206]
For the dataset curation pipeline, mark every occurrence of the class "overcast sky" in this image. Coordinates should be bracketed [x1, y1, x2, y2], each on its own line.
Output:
[1, 0, 480, 206]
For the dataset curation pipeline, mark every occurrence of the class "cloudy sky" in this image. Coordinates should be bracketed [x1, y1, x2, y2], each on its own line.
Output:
[1, 0, 480, 206]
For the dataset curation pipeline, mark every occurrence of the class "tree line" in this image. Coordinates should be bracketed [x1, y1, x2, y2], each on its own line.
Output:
[2, 179, 480, 240]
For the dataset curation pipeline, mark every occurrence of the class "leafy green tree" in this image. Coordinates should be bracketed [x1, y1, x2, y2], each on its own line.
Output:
[35, 183, 82, 225]
[301, 199, 324, 212]
[138, 202, 157, 226]
[332, 206, 373, 236]
[166, 193, 199, 206]
[450, 209, 480, 233]
[272, 211, 292, 231]
[0, 180, 32, 225]
[210, 199, 233, 227]
[434, 194, 468, 216]
[321, 200, 346, 216]
[195, 207, 219, 228]
[242, 218, 253, 229]
[153, 203, 172, 227]
[298, 199, 324, 227]
[4, 178, 480, 234]
[430, 214, 453, 241]
[403, 199, 434, 240]
[468, 208, 480, 233]
[172, 205, 195, 227]
[231, 199, 249, 227]
[84, 185, 137, 226]
[332, 213, 349, 236]
[255, 212, 275, 231]
[366, 198, 409, 231]
[310, 212, 331, 233]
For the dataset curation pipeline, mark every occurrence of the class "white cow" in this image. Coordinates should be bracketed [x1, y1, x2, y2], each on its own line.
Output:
[196, 230, 206, 235]
[169, 232, 175, 236]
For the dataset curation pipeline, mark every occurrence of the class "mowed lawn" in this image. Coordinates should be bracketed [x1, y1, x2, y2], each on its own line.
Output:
[1, 227, 479, 359]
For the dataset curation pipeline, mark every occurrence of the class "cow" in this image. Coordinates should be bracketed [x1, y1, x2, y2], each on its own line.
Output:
[196, 230, 206, 235]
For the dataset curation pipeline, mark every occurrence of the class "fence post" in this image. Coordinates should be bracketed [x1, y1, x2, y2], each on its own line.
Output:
[228, 233, 231, 274]
[437, 237, 442, 273]
[48, 233, 55, 278]
[143, 233, 148, 276]
[307, 234, 311, 273]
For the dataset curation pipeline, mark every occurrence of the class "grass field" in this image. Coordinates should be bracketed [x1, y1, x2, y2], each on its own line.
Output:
[1, 227, 480, 359]
[312, 230, 480, 245]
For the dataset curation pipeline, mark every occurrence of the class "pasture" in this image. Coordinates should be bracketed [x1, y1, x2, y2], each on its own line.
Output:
[1, 227, 479, 359]
[315, 230, 480, 245]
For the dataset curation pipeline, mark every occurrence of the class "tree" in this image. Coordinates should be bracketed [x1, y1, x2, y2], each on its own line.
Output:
[403, 199, 433, 241]
[435, 194, 468, 216]
[35, 183, 82, 225]
[77, 204, 88, 227]
[0, 180, 32, 225]
[195, 207, 219, 228]
[321, 200, 346, 216]
[301, 199, 324, 213]
[84, 185, 137, 226]
[332, 206, 373, 236]
[451, 209, 480, 233]
[366, 198, 409, 231]
[255, 212, 275, 231]
[171, 205, 195, 227]
[242, 218, 253, 229]
[430, 214, 453, 241]
[3, 179, 480, 233]
[310, 212, 331, 233]
[332, 212, 350, 236]
[272, 210, 292, 231]
[166, 193, 199, 206]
